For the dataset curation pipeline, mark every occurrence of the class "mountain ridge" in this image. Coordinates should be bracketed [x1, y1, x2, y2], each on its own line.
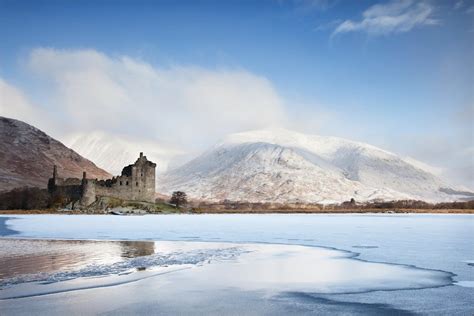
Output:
[157, 128, 470, 204]
[0, 116, 111, 192]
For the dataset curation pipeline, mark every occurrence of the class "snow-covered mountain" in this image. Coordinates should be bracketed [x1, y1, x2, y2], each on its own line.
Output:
[157, 128, 472, 204]
[66, 131, 184, 176]
[0, 117, 111, 191]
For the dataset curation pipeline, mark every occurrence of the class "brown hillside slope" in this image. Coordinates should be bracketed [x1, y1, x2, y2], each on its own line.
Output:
[0, 116, 111, 191]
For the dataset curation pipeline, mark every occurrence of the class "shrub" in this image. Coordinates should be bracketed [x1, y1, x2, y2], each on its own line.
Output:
[170, 191, 188, 208]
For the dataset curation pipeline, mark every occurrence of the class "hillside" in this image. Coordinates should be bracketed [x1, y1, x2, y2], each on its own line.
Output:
[157, 128, 472, 204]
[0, 117, 111, 191]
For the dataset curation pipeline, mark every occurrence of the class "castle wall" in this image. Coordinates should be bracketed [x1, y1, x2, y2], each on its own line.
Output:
[48, 177, 82, 201]
[92, 161, 155, 203]
[94, 175, 135, 201]
[81, 180, 96, 206]
[52, 153, 157, 207]
[53, 184, 82, 200]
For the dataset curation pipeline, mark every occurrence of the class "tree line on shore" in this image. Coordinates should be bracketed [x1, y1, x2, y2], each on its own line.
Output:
[1, 186, 473, 211]
[189, 198, 474, 212]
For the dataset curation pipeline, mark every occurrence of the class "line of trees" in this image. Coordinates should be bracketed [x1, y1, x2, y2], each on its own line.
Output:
[0, 187, 50, 210]
[192, 198, 474, 212]
[1, 186, 473, 211]
[0, 186, 80, 210]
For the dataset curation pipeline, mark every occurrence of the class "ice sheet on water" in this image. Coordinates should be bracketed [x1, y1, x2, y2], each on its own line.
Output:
[455, 281, 474, 288]
[177, 243, 454, 295]
[0, 214, 471, 315]
[0, 240, 454, 300]
[0, 243, 244, 289]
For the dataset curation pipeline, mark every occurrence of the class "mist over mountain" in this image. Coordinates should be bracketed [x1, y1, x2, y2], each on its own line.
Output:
[0, 117, 111, 192]
[3, 116, 470, 204]
[157, 129, 471, 204]
[66, 131, 184, 176]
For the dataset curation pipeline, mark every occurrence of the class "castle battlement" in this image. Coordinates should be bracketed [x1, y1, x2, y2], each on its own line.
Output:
[48, 152, 156, 206]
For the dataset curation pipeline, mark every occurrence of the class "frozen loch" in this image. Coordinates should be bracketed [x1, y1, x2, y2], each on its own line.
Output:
[0, 214, 473, 315]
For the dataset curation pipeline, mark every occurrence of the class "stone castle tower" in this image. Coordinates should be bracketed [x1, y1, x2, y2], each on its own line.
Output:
[49, 153, 157, 206]
[119, 152, 156, 202]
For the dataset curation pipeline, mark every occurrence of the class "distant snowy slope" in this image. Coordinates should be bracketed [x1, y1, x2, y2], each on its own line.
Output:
[158, 128, 470, 203]
[66, 131, 184, 176]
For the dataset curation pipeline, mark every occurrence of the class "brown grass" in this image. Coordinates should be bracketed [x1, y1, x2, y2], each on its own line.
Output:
[192, 208, 474, 214]
[0, 208, 472, 214]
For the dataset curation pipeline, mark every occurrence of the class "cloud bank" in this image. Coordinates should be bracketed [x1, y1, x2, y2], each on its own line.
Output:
[1, 47, 472, 189]
[27, 48, 287, 149]
[333, 0, 438, 36]
[0, 78, 45, 129]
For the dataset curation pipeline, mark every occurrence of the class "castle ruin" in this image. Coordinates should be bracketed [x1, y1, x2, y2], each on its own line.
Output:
[48, 152, 156, 206]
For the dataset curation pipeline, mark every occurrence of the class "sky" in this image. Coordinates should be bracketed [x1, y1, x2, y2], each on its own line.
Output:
[0, 0, 473, 188]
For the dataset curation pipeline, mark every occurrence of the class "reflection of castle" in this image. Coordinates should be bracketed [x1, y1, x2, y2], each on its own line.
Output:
[48, 153, 156, 206]
[119, 241, 155, 258]
[0, 240, 156, 280]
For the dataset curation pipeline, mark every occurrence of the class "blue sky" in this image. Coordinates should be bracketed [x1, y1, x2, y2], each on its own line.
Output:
[0, 0, 473, 187]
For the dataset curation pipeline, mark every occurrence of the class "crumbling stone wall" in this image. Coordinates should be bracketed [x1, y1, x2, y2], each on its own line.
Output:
[81, 179, 96, 206]
[47, 166, 83, 201]
[48, 153, 156, 207]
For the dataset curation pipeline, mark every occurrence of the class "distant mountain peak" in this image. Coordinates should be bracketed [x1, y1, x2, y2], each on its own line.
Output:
[220, 128, 395, 160]
[158, 128, 471, 204]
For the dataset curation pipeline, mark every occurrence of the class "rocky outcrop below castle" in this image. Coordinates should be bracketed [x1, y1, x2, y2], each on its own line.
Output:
[0, 116, 111, 192]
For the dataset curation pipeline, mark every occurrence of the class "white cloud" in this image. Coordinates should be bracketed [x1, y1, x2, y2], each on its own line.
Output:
[0, 78, 38, 123]
[292, 0, 334, 11]
[27, 48, 287, 149]
[3, 47, 471, 189]
[454, 0, 464, 10]
[333, 0, 438, 36]
[0, 47, 297, 174]
[0, 77, 53, 133]
[64, 130, 186, 175]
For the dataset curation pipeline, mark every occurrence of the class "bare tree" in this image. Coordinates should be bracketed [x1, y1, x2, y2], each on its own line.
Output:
[170, 191, 188, 208]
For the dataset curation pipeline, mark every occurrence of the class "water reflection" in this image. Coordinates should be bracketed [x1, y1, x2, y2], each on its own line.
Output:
[0, 239, 155, 282]
[120, 241, 155, 258]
